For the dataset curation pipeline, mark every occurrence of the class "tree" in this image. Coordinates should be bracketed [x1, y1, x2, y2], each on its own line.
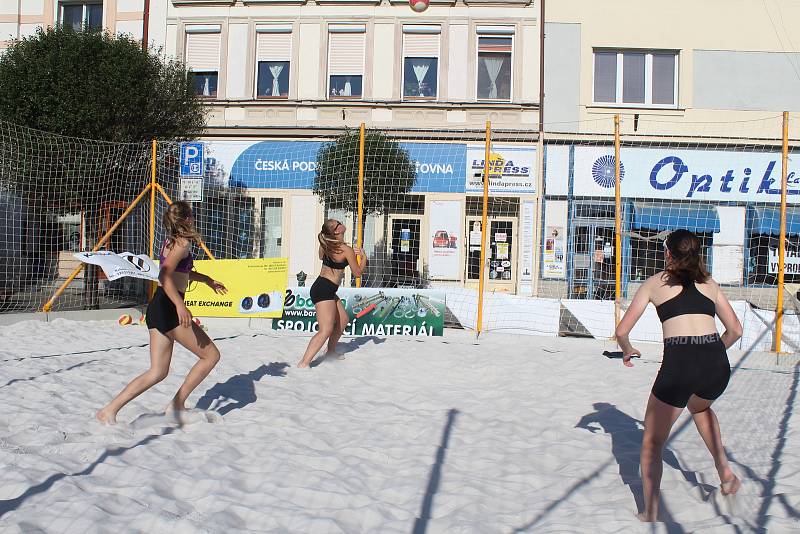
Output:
[313, 130, 417, 218]
[0, 25, 204, 142]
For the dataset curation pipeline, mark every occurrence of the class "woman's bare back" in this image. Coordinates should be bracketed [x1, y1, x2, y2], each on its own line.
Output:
[648, 271, 719, 338]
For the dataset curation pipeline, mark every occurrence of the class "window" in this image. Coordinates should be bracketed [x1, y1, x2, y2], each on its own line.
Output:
[60, 2, 102, 31]
[403, 26, 440, 100]
[185, 26, 222, 99]
[256, 25, 292, 99]
[261, 198, 283, 259]
[328, 24, 366, 99]
[594, 50, 678, 107]
[477, 28, 513, 101]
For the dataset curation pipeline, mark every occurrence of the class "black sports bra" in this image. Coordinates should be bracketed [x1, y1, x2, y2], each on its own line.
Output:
[655, 282, 715, 323]
[322, 254, 348, 270]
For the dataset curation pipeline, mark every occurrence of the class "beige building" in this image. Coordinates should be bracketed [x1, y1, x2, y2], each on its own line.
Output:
[0, 0, 147, 45]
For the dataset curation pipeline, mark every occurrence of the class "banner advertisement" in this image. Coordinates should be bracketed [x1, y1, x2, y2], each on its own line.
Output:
[74, 251, 159, 281]
[768, 248, 800, 275]
[466, 145, 536, 194]
[519, 200, 535, 291]
[571, 146, 800, 203]
[543, 226, 566, 278]
[197, 140, 467, 193]
[185, 258, 289, 318]
[428, 200, 462, 279]
[273, 287, 446, 337]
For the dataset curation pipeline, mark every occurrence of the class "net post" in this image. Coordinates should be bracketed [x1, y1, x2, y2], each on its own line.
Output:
[356, 122, 365, 288]
[42, 184, 153, 312]
[476, 121, 491, 335]
[149, 139, 157, 259]
[149, 139, 158, 300]
[775, 111, 789, 353]
[155, 183, 216, 260]
[614, 114, 622, 332]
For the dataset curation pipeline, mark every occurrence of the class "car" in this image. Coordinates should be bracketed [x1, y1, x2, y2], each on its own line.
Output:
[432, 230, 450, 248]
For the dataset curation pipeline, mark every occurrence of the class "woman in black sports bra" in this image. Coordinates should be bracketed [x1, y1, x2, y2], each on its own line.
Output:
[615, 229, 743, 522]
[297, 219, 368, 368]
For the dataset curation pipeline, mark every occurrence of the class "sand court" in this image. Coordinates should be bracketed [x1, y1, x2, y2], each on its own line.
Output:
[0, 319, 798, 533]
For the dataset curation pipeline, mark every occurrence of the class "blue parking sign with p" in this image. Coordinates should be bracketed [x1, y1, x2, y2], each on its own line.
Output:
[180, 142, 205, 177]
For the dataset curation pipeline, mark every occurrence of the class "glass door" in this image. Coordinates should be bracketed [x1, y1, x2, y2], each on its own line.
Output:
[388, 216, 422, 287]
[260, 198, 283, 258]
[570, 224, 616, 299]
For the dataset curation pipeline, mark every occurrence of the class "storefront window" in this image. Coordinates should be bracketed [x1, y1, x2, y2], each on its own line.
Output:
[629, 230, 712, 281]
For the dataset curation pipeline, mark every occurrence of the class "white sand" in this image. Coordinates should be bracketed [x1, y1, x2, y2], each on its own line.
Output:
[0, 318, 798, 533]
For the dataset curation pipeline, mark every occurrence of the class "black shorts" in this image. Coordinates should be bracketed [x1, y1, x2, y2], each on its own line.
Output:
[652, 333, 731, 408]
[145, 287, 183, 335]
[310, 277, 340, 304]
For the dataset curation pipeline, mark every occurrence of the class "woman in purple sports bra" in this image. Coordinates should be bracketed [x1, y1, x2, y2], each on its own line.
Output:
[97, 201, 227, 424]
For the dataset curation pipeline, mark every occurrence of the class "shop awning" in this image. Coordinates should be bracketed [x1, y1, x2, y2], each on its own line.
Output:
[751, 206, 800, 236]
[632, 202, 720, 233]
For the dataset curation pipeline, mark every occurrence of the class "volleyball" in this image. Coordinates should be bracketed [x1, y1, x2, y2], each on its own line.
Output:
[117, 314, 133, 326]
[409, 0, 429, 13]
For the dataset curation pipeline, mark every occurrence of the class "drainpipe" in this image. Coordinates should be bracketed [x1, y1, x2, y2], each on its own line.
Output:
[142, 0, 150, 51]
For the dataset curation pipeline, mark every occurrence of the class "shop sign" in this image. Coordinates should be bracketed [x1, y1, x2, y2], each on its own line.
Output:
[466, 145, 536, 194]
[569, 146, 800, 203]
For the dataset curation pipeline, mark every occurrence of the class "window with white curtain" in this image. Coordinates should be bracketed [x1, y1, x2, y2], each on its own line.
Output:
[185, 25, 222, 98]
[328, 24, 366, 99]
[476, 28, 513, 101]
[403, 25, 440, 100]
[256, 25, 292, 99]
[593, 50, 678, 107]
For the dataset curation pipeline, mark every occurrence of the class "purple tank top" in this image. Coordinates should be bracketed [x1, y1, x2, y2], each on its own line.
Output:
[159, 240, 194, 273]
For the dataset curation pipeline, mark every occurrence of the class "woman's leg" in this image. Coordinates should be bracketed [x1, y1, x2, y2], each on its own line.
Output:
[96, 329, 174, 424]
[166, 322, 221, 411]
[326, 300, 350, 354]
[687, 395, 739, 493]
[639, 394, 683, 522]
[297, 300, 337, 368]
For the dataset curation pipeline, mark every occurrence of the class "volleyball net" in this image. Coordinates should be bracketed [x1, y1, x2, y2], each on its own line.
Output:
[1, 115, 799, 351]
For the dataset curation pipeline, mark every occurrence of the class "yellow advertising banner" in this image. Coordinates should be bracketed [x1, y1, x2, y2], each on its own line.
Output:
[183, 258, 288, 318]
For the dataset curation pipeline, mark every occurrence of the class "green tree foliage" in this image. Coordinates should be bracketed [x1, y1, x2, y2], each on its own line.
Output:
[314, 130, 417, 216]
[0, 26, 205, 215]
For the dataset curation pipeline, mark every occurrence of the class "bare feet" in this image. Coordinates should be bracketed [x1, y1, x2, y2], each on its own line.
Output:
[96, 407, 117, 425]
[720, 475, 741, 495]
[296, 361, 310, 369]
[637, 512, 656, 522]
[325, 349, 345, 361]
[165, 399, 187, 414]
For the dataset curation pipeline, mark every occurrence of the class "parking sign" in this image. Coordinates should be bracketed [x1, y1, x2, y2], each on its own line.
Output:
[180, 142, 205, 177]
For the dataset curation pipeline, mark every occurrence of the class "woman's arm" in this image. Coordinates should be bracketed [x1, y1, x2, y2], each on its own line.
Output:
[158, 240, 193, 328]
[353, 246, 368, 265]
[189, 270, 228, 294]
[614, 279, 652, 366]
[713, 281, 743, 349]
[343, 246, 364, 278]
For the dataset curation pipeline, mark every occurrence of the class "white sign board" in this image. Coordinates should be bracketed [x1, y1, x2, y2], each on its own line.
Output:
[568, 146, 800, 203]
[74, 251, 160, 281]
[466, 145, 536, 194]
[180, 178, 203, 202]
[768, 248, 800, 275]
[519, 200, 535, 292]
[428, 200, 462, 279]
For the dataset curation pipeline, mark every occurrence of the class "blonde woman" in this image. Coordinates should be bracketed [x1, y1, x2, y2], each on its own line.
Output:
[297, 219, 367, 368]
[97, 201, 227, 424]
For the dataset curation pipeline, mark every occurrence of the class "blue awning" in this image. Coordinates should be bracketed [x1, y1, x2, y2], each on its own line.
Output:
[632, 202, 720, 233]
[751, 206, 800, 236]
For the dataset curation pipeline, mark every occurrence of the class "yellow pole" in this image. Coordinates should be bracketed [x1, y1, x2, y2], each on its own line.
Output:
[155, 183, 216, 260]
[614, 115, 622, 330]
[476, 121, 491, 335]
[356, 123, 365, 288]
[148, 139, 158, 300]
[149, 140, 157, 259]
[43, 184, 153, 312]
[776, 111, 789, 353]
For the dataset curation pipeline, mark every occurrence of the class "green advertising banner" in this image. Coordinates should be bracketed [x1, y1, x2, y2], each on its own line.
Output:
[272, 287, 446, 337]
